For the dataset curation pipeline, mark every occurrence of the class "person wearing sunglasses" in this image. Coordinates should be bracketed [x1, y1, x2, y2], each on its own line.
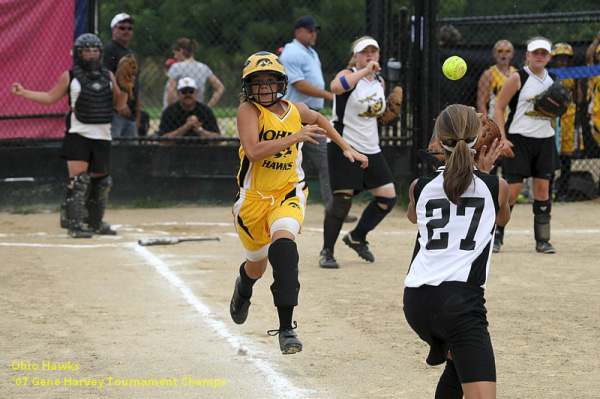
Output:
[157, 77, 220, 146]
[103, 13, 141, 142]
[477, 40, 517, 120]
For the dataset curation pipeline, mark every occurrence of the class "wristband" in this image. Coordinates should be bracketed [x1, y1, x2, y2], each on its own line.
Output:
[340, 75, 350, 90]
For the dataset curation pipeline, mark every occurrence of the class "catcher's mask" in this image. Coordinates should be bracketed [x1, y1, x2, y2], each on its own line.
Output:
[74, 33, 103, 74]
[242, 51, 287, 107]
[551, 43, 573, 57]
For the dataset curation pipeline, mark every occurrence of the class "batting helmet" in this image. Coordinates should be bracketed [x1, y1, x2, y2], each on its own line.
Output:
[74, 33, 103, 72]
[551, 43, 573, 57]
[241, 51, 287, 106]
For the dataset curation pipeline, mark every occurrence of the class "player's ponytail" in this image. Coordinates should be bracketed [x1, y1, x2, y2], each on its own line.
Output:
[434, 104, 480, 205]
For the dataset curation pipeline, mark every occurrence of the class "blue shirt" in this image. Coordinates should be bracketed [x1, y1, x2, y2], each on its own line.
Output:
[279, 39, 326, 110]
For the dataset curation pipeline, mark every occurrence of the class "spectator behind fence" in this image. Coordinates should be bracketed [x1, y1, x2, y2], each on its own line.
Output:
[158, 77, 220, 145]
[163, 58, 178, 109]
[279, 15, 357, 223]
[11, 34, 128, 238]
[550, 43, 582, 201]
[318, 37, 397, 270]
[477, 40, 517, 119]
[103, 13, 141, 140]
[585, 29, 600, 149]
[166, 38, 225, 108]
[492, 37, 560, 255]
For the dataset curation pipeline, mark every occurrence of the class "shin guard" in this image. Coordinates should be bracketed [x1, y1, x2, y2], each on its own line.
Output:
[533, 199, 552, 242]
[269, 238, 300, 308]
[86, 175, 113, 229]
[66, 173, 90, 231]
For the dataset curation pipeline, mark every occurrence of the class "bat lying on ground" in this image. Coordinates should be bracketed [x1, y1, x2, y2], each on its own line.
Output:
[138, 237, 220, 246]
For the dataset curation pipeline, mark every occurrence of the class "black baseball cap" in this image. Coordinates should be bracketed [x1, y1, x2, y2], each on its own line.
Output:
[294, 15, 321, 30]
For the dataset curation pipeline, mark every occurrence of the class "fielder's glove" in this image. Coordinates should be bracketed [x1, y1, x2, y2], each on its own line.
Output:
[116, 54, 138, 99]
[378, 86, 403, 125]
[534, 80, 571, 118]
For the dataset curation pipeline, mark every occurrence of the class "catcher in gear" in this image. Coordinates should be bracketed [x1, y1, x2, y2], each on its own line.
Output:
[12, 34, 129, 238]
[230, 51, 367, 354]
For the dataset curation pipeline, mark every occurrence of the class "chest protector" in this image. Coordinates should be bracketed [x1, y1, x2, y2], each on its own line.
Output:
[70, 66, 113, 124]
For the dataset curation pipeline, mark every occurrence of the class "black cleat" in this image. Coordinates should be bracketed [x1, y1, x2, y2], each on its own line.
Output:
[230, 276, 251, 324]
[492, 236, 502, 253]
[343, 232, 374, 262]
[319, 248, 339, 269]
[268, 322, 302, 355]
[536, 241, 556, 254]
[68, 228, 93, 239]
[91, 221, 117, 235]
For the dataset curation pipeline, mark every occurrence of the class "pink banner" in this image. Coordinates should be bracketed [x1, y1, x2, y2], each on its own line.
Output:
[0, 0, 75, 139]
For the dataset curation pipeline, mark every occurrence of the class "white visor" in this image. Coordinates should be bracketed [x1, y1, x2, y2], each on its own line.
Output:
[527, 39, 551, 53]
[354, 39, 379, 54]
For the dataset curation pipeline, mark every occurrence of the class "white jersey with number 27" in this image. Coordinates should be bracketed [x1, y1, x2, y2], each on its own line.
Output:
[405, 167, 500, 289]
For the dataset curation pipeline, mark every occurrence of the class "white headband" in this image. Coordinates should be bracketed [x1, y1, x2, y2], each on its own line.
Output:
[441, 136, 478, 153]
[353, 39, 379, 54]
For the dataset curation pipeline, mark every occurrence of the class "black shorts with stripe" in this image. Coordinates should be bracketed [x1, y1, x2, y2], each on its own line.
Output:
[327, 142, 394, 192]
[403, 281, 496, 383]
[502, 133, 560, 183]
[61, 133, 111, 174]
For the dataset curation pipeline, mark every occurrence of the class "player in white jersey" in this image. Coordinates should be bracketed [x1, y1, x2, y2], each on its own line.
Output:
[319, 36, 397, 269]
[493, 37, 560, 254]
[404, 104, 510, 399]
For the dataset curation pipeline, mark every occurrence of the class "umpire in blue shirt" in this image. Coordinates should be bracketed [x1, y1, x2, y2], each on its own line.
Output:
[280, 16, 356, 222]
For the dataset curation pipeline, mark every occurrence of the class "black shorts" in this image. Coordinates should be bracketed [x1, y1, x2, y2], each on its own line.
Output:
[327, 143, 394, 192]
[403, 282, 496, 383]
[502, 133, 560, 184]
[61, 133, 111, 174]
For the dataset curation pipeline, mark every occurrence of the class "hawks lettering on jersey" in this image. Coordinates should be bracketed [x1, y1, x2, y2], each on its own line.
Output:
[236, 99, 305, 193]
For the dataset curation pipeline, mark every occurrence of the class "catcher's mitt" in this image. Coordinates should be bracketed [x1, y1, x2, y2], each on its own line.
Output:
[116, 54, 138, 99]
[416, 135, 445, 171]
[474, 114, 501, 158]
[534, 80, 571, 118]
[378, 86, 403, 125]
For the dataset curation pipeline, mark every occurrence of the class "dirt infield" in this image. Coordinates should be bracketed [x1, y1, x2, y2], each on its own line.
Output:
[1, 200, 599, 398]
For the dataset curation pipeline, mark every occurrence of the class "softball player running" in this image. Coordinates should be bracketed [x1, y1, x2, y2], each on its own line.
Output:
[404, 104, 510, 399]
[230, 51, 367, 354]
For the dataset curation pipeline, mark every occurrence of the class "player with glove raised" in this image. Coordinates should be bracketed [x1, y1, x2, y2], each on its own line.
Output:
[491, 36, 560, 254]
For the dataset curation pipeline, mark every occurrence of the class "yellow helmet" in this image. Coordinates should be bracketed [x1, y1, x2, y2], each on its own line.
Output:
[551, 43, 573, 57]
[241, 51, 287, 106]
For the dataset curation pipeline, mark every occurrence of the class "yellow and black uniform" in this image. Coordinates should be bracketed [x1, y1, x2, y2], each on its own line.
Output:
[233, 99, 308, 251]
[484, 65, 517, 119]
[552, 78, 580, 154]
[587, 75, 600, 147]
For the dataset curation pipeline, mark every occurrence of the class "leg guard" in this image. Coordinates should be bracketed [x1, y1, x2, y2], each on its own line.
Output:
[323, 193, 353, 251]
[352, 196, 397, 240]
[86, 175, 115, 235]
[435, 359, 463, 399]
[269, 238, 300, 308]
[533, 199, 552, 242]
[66, 173, 90, 232]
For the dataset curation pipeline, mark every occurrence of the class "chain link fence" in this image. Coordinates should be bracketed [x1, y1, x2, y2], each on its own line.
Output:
[2, 0, 600, 201]
[429, 3, 600, 202]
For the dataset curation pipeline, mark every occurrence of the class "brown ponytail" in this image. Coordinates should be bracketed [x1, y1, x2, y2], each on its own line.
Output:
[434, 104, 480, 205]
